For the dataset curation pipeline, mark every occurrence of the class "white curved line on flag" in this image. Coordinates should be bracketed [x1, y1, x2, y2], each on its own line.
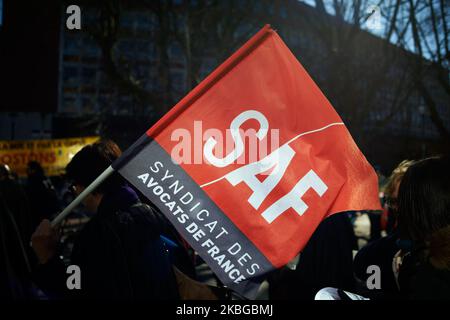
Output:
[199, 122, 345, 188]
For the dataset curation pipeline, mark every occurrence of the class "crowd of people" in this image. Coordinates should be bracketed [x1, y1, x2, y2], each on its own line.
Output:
[1, 139, 449, 300]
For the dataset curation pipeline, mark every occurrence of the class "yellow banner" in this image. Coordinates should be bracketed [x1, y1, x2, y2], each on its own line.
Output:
[0, 136, 100, 177]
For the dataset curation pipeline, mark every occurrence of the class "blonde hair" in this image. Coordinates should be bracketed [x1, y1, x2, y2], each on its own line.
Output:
[384, 160, 415, 198]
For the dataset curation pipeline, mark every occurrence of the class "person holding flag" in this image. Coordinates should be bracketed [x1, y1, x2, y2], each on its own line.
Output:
[31, 140, 179, 299]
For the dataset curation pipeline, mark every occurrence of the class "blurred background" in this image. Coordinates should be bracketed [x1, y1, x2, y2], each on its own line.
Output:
[0, 0, 449, 176]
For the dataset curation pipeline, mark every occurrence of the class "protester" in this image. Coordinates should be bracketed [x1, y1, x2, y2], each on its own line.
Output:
[368, 210, 383, 241]
[395, 156, 450, 299]
[353, 159, 414, 299]
[382, 160, 415, 234]
[137, 197, 197, 280]
[26, 161, 60, 229]
[0, 164, 34, 299]
[21, 146, 450, 300]
[30, 140, 179, 299]
[0, 164, 33, 246]
[268, 212, 358, 300]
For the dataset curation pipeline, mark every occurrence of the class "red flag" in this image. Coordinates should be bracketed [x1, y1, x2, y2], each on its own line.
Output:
[114, 25, 381, 298]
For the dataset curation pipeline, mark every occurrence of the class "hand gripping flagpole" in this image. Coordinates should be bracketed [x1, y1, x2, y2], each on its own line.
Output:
[50, 165, 115, 227]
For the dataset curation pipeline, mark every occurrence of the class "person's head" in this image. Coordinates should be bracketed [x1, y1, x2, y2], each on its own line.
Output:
[65, 139, 123, 213]
[384, 160, 415, 211]
[27, 161, 45, 178]
[397, 156, 450, 270]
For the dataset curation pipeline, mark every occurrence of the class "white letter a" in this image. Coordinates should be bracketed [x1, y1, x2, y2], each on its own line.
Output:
[66, 265, 81, 290]
[66, 5, 81, 30]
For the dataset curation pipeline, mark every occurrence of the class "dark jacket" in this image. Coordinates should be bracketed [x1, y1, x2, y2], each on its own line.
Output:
[399, 250, 450, 300]
[33, 185, 179, 299]
[0, 192, 32, 299]
[26, 175, 60, 229]
[353, 231, 401, 299]
[268, 212, 357, 300]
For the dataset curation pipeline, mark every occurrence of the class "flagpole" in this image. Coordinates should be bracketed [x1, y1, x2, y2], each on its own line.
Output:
[50, 165, 115, 227]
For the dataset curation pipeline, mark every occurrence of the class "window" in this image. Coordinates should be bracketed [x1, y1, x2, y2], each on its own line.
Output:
[201, 58, 216, 74]
[117, 39, 135, 57]
[121, 13, 135, 28]
[81, 96, 95, 113]
[62, 96, 78, 113]
[149, 42, 157, 59]
[82, 9, 97, 26]
[280, 5, 287, 19]
[132, 12, 157, 31]
[0, 0, 3, 27]
[63, 66, 79, 83]
[171, 72, 185, 92]
[64, 34, 82, 55]
[81, 67, 97, 83]
[169, 43, 183, 59]
[82, 37, 100, 57]
[135, 64, 150, 80]
[135, 40, 148, 52]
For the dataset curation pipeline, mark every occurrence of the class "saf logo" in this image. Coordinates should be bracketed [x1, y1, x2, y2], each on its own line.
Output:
[203, 110, 328, 224]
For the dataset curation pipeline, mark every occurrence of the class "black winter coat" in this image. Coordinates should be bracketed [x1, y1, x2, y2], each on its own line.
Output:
[33, 185, 179, 299]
